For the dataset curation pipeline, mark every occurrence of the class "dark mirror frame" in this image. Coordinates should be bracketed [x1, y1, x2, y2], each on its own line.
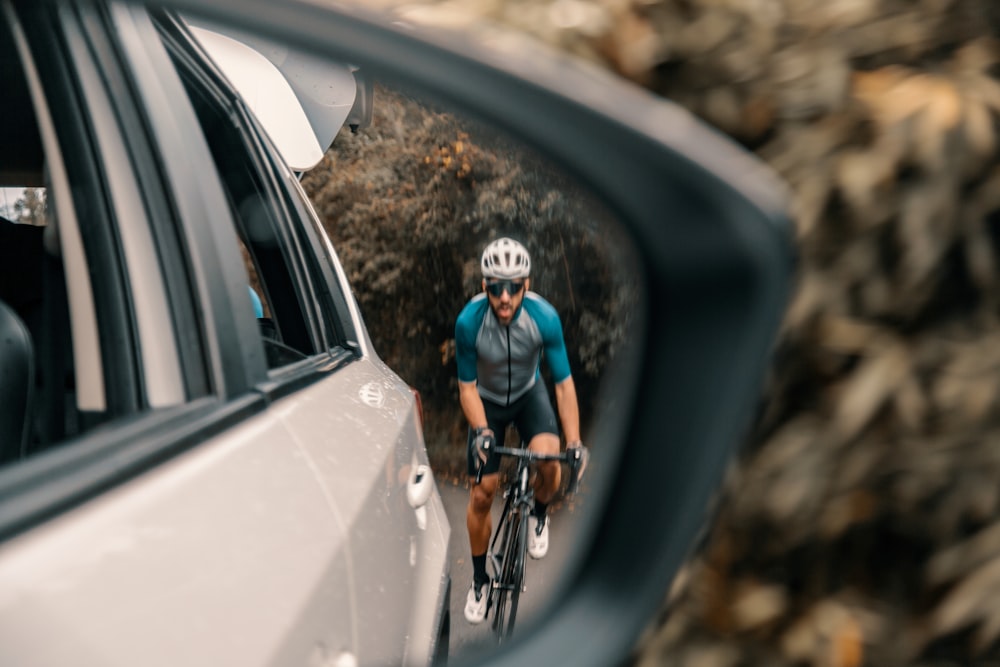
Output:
[115, 0, 795, 664]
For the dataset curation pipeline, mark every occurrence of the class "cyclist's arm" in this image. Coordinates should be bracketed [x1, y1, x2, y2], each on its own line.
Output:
[459, 380, 489, 430]
[554, 376, 581, 445]
[455, 304, 488, 429]
[529, 295, 581, 445]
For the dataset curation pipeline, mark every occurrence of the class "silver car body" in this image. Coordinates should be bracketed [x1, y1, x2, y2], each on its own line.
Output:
[0, 2, 449, 666]
[0, 363, 451, 666]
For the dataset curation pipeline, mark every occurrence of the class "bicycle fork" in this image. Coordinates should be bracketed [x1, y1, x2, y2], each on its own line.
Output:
[489, 465, 532, 595]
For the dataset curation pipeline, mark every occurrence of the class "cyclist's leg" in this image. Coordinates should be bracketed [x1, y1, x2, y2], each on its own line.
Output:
[466, 400, 509, 578]
[513, 383, 560, 559]
[467, 473, 499, 557]
[515, 382, 561, 504]
[465, 411, 507, 623]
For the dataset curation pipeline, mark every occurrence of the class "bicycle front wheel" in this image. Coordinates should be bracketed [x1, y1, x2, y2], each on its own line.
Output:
[505, 507, 528, 634]
[492, 508, 528, 643]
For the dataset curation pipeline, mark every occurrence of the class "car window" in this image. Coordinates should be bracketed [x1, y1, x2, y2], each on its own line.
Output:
[0, 9, 147, 459]
[173, 68, 315, 367]
[0, 186, 56, 457]
[0, 3, 226, 479]
[154, 14, 358, 372]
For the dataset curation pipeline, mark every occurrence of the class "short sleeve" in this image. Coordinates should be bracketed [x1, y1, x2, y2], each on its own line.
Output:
[526, 295, 571, 384]
[455, 299, 483, 383]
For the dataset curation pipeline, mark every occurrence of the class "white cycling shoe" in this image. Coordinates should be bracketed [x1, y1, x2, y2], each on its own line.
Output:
[528, 515, 549, 559]
[464, 580, 489, 624]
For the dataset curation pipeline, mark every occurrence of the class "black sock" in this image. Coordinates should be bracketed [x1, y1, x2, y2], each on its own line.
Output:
[533, 500, 548, 520]
[472, 554, 488, 585]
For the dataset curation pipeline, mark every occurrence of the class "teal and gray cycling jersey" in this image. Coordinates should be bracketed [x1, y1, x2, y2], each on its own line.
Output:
[455, 291, 572, 405]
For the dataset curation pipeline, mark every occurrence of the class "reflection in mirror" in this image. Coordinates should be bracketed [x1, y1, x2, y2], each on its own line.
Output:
[178, 14, 642, 660]
[295, 78, 641, 659]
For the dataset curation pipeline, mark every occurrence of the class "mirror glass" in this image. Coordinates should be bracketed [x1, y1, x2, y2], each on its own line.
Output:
[190, 15, 644, 661]
[0, 3, 643, 665]
[289, 56, 642, 663]
[302, 84, 639, 650]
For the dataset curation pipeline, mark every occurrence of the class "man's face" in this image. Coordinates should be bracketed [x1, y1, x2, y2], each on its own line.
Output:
[483, 277, 529, 326]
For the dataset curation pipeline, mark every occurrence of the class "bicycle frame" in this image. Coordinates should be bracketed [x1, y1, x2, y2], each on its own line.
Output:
[486, 446, 570, 644]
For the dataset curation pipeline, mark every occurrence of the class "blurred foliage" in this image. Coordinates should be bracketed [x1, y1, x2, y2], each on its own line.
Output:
[338, 0, 1000, 665]
[10, 188, 46, 226]
[301, 86, 636, 473]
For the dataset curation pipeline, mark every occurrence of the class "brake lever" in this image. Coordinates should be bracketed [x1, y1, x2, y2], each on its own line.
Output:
[565, 446, 589, 495]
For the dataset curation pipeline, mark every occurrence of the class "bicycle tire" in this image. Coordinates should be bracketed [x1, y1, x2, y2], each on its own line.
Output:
[505, 506, 528, 635]
[491, 509, 522, 643]
[490, 497, 514, 636]
[493, 508, 527, 643]
[491, 510, 515, 638]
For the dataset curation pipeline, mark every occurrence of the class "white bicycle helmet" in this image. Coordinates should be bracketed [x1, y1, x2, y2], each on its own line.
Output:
[481, 237, 531, 279]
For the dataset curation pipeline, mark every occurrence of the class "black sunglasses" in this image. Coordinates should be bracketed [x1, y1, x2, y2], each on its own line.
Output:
[486, 279, 525, 297]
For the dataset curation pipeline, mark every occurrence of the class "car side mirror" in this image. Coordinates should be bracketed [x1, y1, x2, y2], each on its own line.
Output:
[148, 1, 794, 664]
[183, 15, 372, 171]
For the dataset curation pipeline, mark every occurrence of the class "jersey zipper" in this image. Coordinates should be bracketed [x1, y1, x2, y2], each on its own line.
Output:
[505, 325, 512, 406]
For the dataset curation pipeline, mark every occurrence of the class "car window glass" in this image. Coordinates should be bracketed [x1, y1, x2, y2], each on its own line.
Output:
[157, 13, 370, 374]
[162, 40, 326, 369]
[0, 20, 87, 460]
[0, 186, 61, 457]
[0, 7, 173, 464]
[0, 10, 111, 459]
[279, 172, 361, 355]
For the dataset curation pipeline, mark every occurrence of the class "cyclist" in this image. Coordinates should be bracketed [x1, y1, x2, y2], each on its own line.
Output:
[455, 237, 583, 624]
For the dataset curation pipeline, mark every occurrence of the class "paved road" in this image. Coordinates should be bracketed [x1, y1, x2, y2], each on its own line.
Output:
[438, 479, 580, 663]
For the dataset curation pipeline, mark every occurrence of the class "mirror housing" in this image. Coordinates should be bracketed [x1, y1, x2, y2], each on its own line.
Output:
[184, 15, 373, 171]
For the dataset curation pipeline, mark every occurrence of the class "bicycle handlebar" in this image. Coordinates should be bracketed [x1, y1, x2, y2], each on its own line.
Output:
[490, 446, 571, 462]
[477, 444, 590, 494]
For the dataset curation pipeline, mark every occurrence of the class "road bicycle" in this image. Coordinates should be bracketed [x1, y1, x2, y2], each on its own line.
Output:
[475, 442, 588, 644]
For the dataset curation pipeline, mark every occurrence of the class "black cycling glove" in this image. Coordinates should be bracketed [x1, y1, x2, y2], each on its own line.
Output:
[471, 427, 495, 483]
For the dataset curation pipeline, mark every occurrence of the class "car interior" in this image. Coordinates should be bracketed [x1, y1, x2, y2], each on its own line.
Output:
[0, 22, 83, 461]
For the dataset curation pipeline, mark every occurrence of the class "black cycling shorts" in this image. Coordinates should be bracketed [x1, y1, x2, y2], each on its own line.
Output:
[467, 380, 559, 477]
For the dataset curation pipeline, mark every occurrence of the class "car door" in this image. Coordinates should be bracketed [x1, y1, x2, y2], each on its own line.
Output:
[273, 178, 452, 667]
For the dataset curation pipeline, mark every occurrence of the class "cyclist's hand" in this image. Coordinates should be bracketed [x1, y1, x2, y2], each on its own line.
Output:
[471, 427, 495, 483]
[565, 442, 589, 495]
